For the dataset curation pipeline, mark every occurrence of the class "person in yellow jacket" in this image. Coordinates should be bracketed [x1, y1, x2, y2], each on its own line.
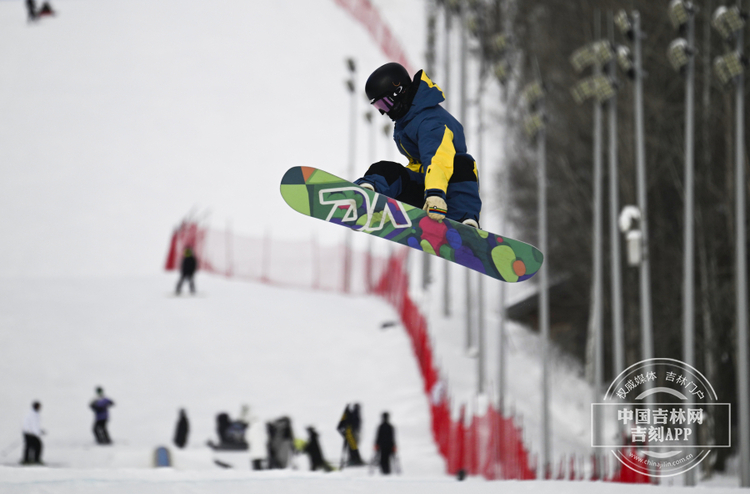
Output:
[355, 62, 481, 228]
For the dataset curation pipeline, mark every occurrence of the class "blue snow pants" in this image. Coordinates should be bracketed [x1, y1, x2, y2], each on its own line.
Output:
[354, 154, 481, 224]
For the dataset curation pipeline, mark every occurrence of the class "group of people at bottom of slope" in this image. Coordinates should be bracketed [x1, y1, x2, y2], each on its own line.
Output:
[20, 386, 115, 465]
[21, 394, 397, 474]
[206, 402, 397, 475]
[337, 402, 399, 475]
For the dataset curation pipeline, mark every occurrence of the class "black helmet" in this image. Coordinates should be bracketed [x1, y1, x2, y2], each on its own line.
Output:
[365, 62, 412, 119]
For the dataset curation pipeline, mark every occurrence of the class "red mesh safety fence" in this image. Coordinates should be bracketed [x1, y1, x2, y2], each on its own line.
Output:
[373, 249, 536, 479]
[332, 0, 413, 74]
[165, 221, 387, 294]
[165, 220, 652, 483]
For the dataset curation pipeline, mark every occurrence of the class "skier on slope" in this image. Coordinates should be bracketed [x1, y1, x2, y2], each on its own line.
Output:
[355, 62, 482, 228]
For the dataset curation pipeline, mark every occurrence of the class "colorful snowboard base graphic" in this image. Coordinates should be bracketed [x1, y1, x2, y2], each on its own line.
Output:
[280, 166, 543, 283]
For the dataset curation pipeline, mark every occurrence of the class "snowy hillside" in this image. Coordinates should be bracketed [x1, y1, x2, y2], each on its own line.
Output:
[0, 0, 421, 279]
[0, 274, 443, 474]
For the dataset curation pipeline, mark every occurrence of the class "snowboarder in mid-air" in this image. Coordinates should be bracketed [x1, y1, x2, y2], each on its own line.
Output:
[355, 62, 482, 228]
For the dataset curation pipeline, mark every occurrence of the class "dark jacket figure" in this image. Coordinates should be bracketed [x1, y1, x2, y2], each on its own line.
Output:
[303, 426, 332, 472]
[173, 409, 189, 449]
[214, 412, 248, 449]
[211, 412, 248, 450]
[349, 403, 361, 443]
[90, 387, 114, 445]
[267, 416, 295, 469]
[337, 404, 364, 467]
[216, 413, 231, 443]
[355, 63, 481, 227]
[374, 412, 397, 475]
[175, 246, 197, 295]
[25, 0, 36, 22]
[22, 402, 43, 465]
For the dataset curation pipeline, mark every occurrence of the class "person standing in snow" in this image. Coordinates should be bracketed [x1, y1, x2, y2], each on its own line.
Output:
[21, 401, 44, 465]
[173, 409, 189, 449]
[354, 62, 482, 228]
[303, 426, 333, 472]
[175, 246, 198, 295]
[350, 403, 362, 445]
[337, 404, 364, 467]
[374, 411, 397, 475]
[90, 387, 115, 444]
[25, 0, 36, 22]
[247, 407, 267, 470]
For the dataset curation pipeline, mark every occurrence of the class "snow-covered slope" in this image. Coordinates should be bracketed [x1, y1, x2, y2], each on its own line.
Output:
[0, 274, 443, 475]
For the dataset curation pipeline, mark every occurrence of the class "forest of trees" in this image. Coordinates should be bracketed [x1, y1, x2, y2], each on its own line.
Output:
[430, 0, 748, 471]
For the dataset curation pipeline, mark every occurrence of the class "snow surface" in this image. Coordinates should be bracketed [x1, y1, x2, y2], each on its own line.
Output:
[0, 0, 744, 491]
[0, 274, 443, 473]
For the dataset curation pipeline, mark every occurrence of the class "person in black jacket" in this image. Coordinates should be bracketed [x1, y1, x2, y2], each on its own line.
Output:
[350, 403, 361, 445]
[303, 426, 332, 472]
[25, 0, 36, 22]
[173, 409, 189, 449]
[175, 246, 197, 295]
[374, 412, 397, 475]
[337, 404, 364, 467]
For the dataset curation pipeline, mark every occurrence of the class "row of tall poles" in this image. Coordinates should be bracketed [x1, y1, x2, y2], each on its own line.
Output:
[344, 0, 747, 483]
[428, 0, 749, 483]
[571, 2, 748, 483]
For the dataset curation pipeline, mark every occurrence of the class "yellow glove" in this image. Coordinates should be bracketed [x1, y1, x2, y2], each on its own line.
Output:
[423, 195, 448, 222]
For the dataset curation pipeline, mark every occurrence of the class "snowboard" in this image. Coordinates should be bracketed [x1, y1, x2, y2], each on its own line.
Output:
[280, 166, 543, 283]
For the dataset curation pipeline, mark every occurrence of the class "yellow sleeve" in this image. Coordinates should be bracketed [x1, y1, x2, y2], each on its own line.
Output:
[424, 126, 456, 193]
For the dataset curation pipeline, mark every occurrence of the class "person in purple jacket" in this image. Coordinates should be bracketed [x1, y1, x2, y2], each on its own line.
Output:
[90, 387, 115, 444]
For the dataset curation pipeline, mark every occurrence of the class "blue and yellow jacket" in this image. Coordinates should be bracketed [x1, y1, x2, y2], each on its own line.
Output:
[393, 71, 475, 199]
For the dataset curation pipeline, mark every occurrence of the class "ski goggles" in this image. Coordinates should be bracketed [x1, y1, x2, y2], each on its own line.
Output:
[371, 95, 395, 114]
